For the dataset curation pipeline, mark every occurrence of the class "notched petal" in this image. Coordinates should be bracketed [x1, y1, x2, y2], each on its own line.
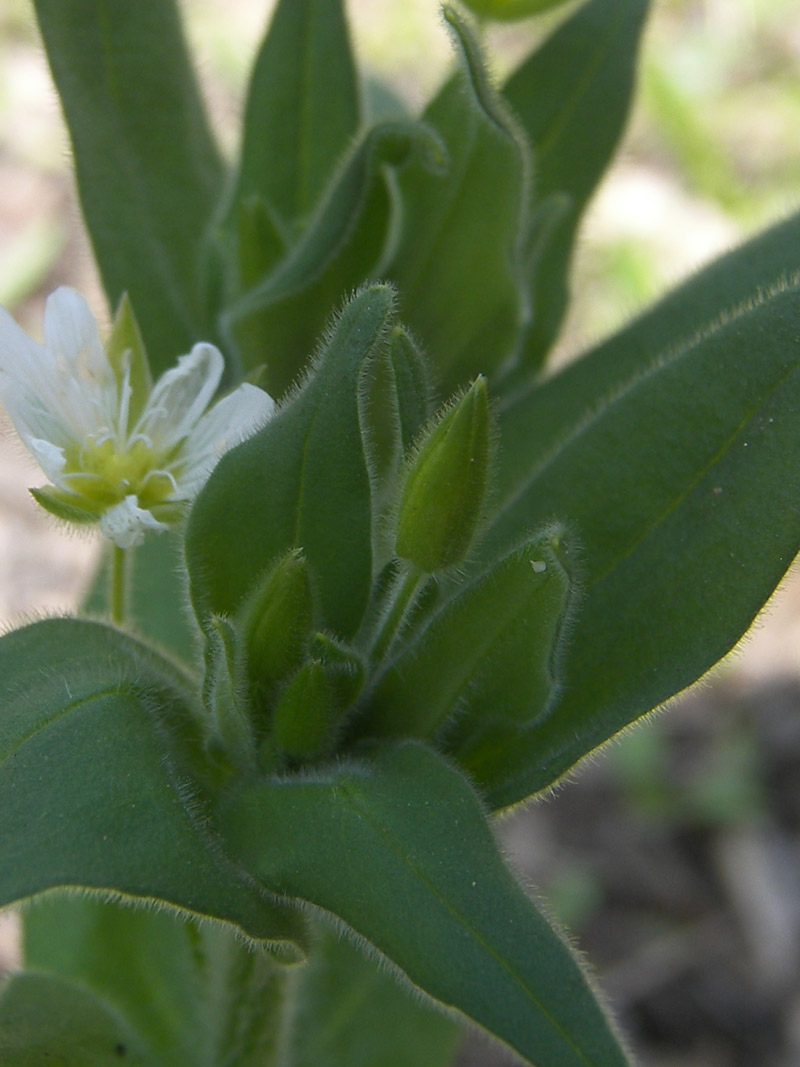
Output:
[136, 343, 225, 448]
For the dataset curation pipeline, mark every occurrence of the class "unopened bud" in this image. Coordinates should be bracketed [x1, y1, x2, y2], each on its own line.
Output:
[272, 661, 336, 761]
[309, 632, 365, 710]
[241, 549, 313, 706]
[395, 377, 490, 572]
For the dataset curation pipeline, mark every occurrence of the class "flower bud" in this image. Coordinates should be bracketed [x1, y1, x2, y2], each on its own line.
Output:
[272, 661, 337, 761]
[308, 632, 365, 710]
[395, 377, 490, 572]
[241, 549, 313, 707]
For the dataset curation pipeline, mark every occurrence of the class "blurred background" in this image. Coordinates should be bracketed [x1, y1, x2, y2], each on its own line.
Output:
[1, 1, 800, 1064]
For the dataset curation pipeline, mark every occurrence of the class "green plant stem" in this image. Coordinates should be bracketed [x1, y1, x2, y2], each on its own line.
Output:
[371, 564, 426, 664]
[110, 545, 128, 626]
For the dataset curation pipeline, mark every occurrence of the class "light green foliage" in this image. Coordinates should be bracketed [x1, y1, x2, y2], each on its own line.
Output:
[0, 972, 151, 1065]
[22, 898, 287, 1065]
[3, 0, 799, 1063]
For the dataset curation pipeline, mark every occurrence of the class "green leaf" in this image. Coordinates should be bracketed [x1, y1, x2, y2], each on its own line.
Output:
[0, 972, 150, 1066]
[223, 122, 442, 395]
[384, 8, 530, 392]
[0, 617, 305, 952]
[462, 0, 575, 18]
[32, 0, 223, 374]
[188, 285, 396, 640]
[502, 0, 650, 372]
[287, 921, 462, 1067]
[497, 209, 800, 491]
[233, 0, 360, 235]
[216, 743, 629, 1067]
[364, 530, 574, 766]
[23, 899, 286, 1066]
[484, 272, 800, 806]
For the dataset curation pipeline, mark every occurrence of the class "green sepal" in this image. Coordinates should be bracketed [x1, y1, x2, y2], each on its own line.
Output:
[105, 293, 153, 426]
[203, 614, 257, 773]
[29, 485, 100, 525]
[366, 527, 572, 746]
[240, 548, 314, 712]
[396, 377, 491, 573]
[359, 326, 434, 572]
[187, 285, 396, 640]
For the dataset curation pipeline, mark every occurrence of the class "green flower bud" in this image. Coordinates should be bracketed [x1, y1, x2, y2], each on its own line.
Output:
[395, 377, 490, 572]
[272, 661, 336, 761]
[309, 632, 365, 710]
[241, 549, 313, 707]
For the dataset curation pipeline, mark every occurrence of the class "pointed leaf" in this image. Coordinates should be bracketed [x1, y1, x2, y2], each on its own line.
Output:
[502, 0, 649, 371]
[216, 743, 629, 1067]
[0, 617, 305, 952]
[385, 8, 530, 392]
[224, 122, 442, 395]
[33, 0, 224, 374]
[484, 273, 800, 806]
[188, 285, 396, 639]
[499, 208, 800, 469]
[234, 0, 360, 234]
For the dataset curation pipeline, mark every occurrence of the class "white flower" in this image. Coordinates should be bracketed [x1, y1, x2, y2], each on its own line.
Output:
[0, 287, 275, 548]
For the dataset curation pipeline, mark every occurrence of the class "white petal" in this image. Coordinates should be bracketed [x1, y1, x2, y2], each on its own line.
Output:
[99, 495, 168, 549]
[0, 304, 44, 385]
[42, 289, 118, 439]
[135, 343, 224, 449]
[27, 438, 67, 484]
[43, 288, 108, 382]
[179, 383, 275, 493]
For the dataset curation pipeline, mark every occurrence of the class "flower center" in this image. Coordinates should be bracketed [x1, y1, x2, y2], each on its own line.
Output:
[62, 435, 178, 509]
